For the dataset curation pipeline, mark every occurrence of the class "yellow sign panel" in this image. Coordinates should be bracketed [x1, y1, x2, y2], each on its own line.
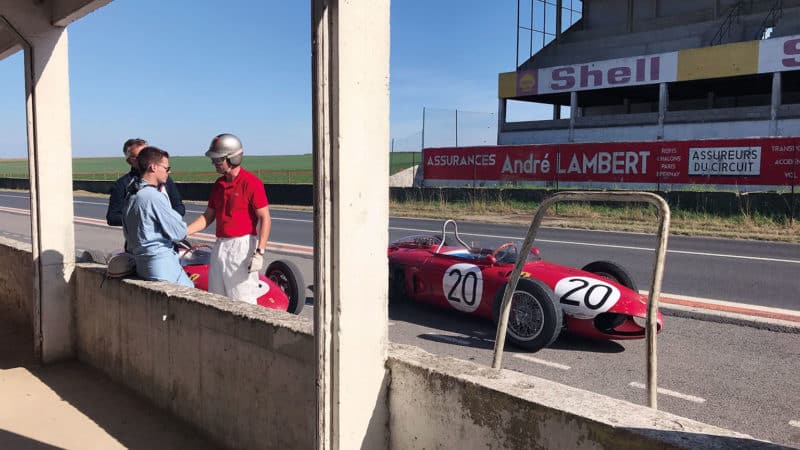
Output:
[677, 40, 759, 81]
[498, 72, 517, 98]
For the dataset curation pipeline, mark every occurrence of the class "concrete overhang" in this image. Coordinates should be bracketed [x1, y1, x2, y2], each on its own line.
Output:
[0, 0, 112, 61]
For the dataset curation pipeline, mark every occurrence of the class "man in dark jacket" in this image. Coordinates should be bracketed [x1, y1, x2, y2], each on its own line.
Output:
[106, 138, 185, 226]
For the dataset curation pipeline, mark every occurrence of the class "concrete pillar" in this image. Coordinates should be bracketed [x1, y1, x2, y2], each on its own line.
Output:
[555, 0, 563, 40]
[311, 1, 389, 449]
[770, 71, 781, 136]
[569, 91, 577, 142]
[627, 0, 634, 33]
[3, 14, 76, 363]
[497, 98, 506, 144]
[658, 82, 668, 140]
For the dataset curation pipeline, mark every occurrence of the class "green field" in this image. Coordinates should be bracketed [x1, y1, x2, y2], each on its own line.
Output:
[0, 152, 422, 184]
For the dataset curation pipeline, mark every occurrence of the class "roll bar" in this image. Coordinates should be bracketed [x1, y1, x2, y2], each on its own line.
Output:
[491, 191, 671, 410]
[435, 219, 472, 254]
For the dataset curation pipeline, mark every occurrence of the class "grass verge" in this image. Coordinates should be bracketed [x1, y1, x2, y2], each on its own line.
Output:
[389, 198, 800, 243]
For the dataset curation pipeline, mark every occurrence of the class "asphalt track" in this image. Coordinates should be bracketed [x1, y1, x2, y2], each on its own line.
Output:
[0, 190, 798, 447]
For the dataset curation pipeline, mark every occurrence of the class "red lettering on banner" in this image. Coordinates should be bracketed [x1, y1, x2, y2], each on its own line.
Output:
[608, 67, 631, 84]
[580, 65, 603, 88]
[783, 38, 800, 68]
[551, 67, 575, 90]
[423, 138, 799, 187]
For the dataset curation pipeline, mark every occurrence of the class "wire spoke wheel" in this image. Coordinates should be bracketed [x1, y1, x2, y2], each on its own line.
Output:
[508, 291, 544, 340]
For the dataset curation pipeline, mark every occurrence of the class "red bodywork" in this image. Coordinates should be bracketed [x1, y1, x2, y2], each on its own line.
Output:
[181, 252, 290, 311]
[388, 240, 663, 341]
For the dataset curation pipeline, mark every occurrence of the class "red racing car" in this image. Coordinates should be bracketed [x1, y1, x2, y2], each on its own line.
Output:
[82, 243, 306, 315]
[388, 220, 662, 352]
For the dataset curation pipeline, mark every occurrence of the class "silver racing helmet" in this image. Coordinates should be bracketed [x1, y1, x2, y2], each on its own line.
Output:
[205, 133, 244, 166]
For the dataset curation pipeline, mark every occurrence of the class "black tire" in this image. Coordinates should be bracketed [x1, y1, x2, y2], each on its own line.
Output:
[492, 278, 562, 352]
[388, 263, 408, 304]
[581, 260, 637, 291]
[265, 260, 306, 314]
[80, 249, 108, 264]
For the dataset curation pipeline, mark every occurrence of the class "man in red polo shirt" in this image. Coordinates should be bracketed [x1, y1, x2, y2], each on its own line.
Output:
[187, 133, 272, 304]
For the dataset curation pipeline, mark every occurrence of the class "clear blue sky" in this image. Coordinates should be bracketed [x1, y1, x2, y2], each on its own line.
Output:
[0, 0, 539, 158]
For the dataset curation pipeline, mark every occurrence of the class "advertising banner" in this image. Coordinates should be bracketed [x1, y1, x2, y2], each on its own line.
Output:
[423, 137, 799, 188]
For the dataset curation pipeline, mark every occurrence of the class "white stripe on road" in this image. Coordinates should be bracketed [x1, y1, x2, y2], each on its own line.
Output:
[628, 382, 706, 404]
[3, 195, 799, 264]
[512, 354, 570, 370]
[0, 205, 314, 256]
[389, 225, 800, 265]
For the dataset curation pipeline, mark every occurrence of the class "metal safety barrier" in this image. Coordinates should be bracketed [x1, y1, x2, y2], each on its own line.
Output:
[491, 191, 671, 409]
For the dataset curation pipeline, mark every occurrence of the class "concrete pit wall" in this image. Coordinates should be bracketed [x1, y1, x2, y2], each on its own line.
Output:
[388, 344, 779, 450]
[0, 239, 781, 449]
[0, 236, 33, 325]
[73, 263, 316, 450]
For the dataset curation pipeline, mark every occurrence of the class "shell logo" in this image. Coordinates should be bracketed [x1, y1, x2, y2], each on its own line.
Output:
[518, 72, 537, 92]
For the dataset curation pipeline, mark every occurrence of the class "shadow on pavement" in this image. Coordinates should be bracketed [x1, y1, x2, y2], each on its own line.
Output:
[391, 300, 625, 354]
[0, 317, 219, 450]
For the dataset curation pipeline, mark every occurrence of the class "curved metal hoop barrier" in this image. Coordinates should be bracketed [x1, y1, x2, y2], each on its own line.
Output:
[491, 191, 671, 409]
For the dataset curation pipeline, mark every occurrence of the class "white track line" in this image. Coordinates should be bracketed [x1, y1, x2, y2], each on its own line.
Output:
[512, 354, 570, 370]
[628, 382, 706, 404]
[390, 226, 799, 264]
[4, 193, 799, 264]
[0, 205, 314, 256]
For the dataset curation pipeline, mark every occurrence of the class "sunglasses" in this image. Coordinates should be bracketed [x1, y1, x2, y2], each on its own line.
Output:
[211, 157, 226, 164]
[158, 164, 171, 173]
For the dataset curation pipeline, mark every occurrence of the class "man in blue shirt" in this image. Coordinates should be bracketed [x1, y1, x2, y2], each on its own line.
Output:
[107, 138, 185, 226]
[122, 146, 193, 288]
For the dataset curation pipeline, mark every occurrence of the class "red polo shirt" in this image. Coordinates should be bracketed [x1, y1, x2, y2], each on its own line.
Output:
[208, 168, 269, 238]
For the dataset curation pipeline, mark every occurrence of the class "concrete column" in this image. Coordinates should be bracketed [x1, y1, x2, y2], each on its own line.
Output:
[4, 16, 76, 363]
[770, 71, 781, 136]
[555, 0, 563, 40]
[627, 0, 634, 32]
[658, 82, 668, 140]
[311, 1, 389, 449]
[569, 91, 577, 142]
[497, 98, 506, 144]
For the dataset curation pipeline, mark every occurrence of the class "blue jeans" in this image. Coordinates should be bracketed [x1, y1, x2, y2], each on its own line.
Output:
[135, 251, 194, 288]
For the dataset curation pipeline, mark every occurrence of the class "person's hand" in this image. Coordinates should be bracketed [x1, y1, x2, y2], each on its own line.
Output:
[248, 251, 264, 273]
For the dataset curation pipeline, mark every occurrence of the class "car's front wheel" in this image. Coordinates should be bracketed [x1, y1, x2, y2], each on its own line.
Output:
[265, 260, 306, 314]
[492, 278, 562, 352]
[581, 260, 637, 291]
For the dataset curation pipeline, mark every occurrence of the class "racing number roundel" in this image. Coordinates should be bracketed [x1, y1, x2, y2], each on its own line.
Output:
[442, 263, 483, 313]
[554, 276, 621, 319]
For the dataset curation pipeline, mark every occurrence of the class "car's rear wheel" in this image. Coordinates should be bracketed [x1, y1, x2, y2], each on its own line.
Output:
[388, 264, 408, 304]
[492, 278, 562, 352]
[265, 260, 306, 314]
[581, 260, 637, 291]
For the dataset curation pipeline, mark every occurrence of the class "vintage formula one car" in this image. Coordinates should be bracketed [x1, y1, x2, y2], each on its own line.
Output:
[82, 242, 306, 315]
[388, 220, 662, 352]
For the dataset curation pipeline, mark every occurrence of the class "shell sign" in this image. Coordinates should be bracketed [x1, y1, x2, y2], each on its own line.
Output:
[516, 70, 538, 95]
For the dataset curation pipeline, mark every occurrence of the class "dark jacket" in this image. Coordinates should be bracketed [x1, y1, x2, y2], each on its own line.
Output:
[106, 168, 185, 226]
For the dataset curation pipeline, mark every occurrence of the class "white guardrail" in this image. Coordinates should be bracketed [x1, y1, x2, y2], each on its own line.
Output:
[491, 191, 671, 410]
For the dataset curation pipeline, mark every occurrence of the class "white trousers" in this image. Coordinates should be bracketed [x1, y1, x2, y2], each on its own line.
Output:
[208, 235, 260, 304]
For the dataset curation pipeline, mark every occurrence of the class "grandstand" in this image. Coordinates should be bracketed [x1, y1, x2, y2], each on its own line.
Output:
[498, 0, 800, 144]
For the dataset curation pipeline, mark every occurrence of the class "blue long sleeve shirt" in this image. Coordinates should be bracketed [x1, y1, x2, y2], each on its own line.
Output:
[107, 168, 185, 226]
[122, 179, 188, 259]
